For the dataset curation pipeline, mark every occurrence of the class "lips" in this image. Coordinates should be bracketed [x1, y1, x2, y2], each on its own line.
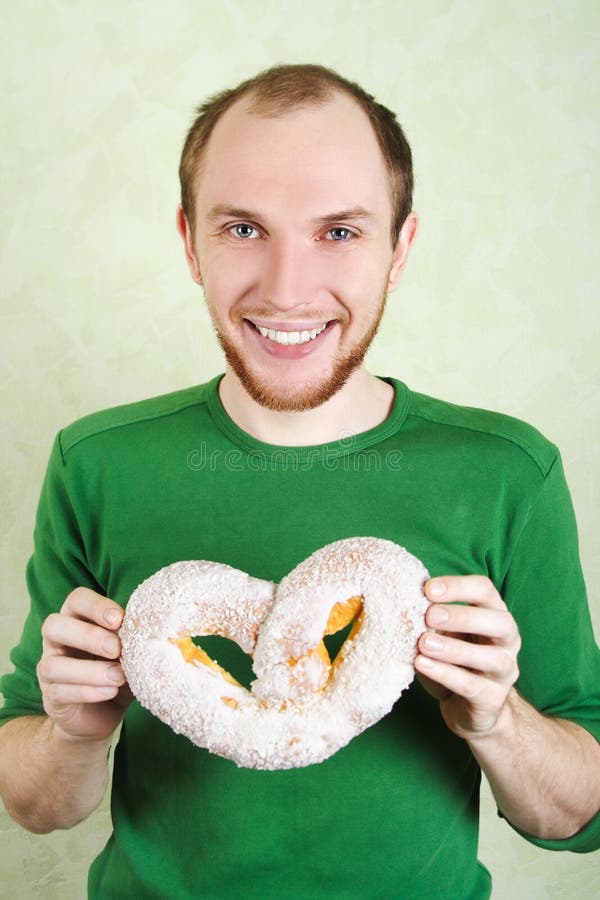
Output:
[254, 323, 327, 345]
[244, 318, 335, 359]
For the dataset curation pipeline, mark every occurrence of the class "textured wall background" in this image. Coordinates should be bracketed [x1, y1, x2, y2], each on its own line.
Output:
[1, 1, 598, 897]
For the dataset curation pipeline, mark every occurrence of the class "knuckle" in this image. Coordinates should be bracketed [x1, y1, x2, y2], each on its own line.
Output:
[495, 647, 515, 678]
[513, 629, 522, 653]
[44, 682, 64, 705]
[471, 575, 496, 599]
[40, 656, 55, 682]
[498, 609, 515, 636]
[62, 587, 84, 612]
[37, 655, 60, 684]
[36, 657, 49, 684]
[41, 613, 61, 640]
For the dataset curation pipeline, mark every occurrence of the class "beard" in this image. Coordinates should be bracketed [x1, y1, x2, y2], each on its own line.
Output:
[210, 292, 388, 413]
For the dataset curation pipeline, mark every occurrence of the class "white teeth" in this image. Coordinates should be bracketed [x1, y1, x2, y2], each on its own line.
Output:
[256, 323, 327, 345]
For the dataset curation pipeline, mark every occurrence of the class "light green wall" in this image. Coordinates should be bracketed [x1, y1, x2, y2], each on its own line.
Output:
[1, 1, 598, 896]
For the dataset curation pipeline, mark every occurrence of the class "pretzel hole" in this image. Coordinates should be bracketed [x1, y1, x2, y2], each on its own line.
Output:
[174, 635, 255, 690]
[322, 595, 363, 666]
[323, 623, 352, 664]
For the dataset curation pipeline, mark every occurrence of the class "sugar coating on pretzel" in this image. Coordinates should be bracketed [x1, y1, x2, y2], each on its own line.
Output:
[119, 537, 429, 770]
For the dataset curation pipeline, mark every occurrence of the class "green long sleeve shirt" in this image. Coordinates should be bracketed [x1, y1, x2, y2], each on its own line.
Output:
[2, 376, 599, 898]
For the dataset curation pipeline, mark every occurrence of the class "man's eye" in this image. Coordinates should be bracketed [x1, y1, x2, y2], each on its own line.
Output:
[228, 223, 260, 239]
[325, 227, 354, 242]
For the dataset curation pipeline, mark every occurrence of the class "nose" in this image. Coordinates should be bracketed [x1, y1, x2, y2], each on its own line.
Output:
[259, 236, 314, 311]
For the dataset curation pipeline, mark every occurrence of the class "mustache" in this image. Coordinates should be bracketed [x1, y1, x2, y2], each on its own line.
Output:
[234, 308, 336, 322]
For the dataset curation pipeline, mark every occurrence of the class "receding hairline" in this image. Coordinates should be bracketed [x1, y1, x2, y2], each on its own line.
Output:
[221, 62, 362, 115]
[189, 89, 394, 219]
[244, 75, 340, 116]
[193, 86, 375, 172]
[179, 63, 414, 245]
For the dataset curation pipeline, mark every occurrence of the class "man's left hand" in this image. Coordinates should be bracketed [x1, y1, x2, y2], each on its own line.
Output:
[414, 576, 521, 739]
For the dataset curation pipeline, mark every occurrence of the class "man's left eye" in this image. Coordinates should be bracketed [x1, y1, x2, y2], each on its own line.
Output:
[325, 227, 354, 242]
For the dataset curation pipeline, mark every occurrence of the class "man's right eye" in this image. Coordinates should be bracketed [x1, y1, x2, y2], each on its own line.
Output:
[228, 223, 260, 239]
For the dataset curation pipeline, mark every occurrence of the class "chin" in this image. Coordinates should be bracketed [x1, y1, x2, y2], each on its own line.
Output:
[244, 380, 346, 413]
[223, 350, 364, 413]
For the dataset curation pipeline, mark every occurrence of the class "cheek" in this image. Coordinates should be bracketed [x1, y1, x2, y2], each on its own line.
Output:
[201, 252, 260, 307]
[327, 250, 391, 303]
[315, 250, 383, 293]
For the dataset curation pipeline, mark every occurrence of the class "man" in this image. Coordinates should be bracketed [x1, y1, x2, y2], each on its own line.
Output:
[1, 64, 599, 899]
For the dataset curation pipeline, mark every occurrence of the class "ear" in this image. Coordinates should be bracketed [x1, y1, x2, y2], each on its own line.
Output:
[387, 211, 419, 292]
[176, 205, 202, 285]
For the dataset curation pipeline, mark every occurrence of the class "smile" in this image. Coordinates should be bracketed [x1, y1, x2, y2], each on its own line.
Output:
[254, 324, 328, 346]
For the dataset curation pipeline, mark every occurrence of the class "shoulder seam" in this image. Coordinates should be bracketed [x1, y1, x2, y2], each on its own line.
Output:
[407, 407, 557, 477]
[60, 393, 209, 457]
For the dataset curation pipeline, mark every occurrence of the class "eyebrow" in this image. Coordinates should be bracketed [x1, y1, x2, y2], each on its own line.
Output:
[311, 207, 377, 228]
[205, 204, 377, 227]
[206, 205, 260, 225]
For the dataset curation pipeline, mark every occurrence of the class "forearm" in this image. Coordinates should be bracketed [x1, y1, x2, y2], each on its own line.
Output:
[0, 715, 113, 833]
[468, 689, 600, 840]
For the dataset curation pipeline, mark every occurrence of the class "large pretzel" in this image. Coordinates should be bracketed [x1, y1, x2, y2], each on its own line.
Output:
[120, 537, 429, 770]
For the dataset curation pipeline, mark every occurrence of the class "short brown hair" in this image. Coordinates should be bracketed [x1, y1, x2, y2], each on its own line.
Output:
[179, 63, 414, 246]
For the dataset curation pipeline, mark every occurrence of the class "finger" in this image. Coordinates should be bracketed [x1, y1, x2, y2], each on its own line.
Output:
[415, 672, 452, 701]
[44, 682, 121, 706]
[414, 654, 509, 706]
[425, 604, 519, 646]
[425, 575, 504, 610]
[61, 587, 124, 630]
[419, 632, 519, 682]
[38, 656, 125, 688]
[42, 615, 122, 660]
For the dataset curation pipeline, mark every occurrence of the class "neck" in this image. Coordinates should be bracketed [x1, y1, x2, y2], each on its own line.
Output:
[217, 366, 394, 446]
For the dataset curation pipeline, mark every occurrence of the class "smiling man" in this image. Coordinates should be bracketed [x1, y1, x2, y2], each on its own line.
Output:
[1, 64, 599, 900]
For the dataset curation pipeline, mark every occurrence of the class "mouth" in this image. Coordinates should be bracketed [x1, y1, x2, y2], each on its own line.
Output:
[251, 322, 328, 346]
[243, 318, 336, 359]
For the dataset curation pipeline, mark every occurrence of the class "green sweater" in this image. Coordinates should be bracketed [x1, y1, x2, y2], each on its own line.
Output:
[2, 377, 599, 899]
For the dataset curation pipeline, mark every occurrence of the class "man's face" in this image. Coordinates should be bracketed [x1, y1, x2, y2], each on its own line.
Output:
[182, 91, 415, 412]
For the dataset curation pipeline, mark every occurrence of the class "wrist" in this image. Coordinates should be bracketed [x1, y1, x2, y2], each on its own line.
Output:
[463, 688, 520, 750]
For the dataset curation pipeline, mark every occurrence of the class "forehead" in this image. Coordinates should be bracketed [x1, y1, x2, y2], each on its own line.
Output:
[194, 91, 392, 220]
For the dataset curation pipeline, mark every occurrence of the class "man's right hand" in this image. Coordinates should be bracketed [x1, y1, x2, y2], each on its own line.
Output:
[37, 587, 133, 743]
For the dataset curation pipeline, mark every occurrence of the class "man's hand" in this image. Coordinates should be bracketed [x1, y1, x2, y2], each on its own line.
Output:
[413, 575, 600, 839]
[37, 587, 132, 743]
[414, 575, 521, 739]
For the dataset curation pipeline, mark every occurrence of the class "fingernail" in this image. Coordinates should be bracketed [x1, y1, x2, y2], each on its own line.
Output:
[428, 579, 446, 598]
[102, 636, 120, 657]
[429, 606, 449, 626]
[416, 654, 434, 669]
[104, 608, 121, 627]
[107, 664, 124, 683]
[424, 634, 444, 651]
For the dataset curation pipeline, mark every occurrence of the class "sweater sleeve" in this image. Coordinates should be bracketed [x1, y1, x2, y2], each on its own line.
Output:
[0, 433, 103, 724]
[499, 451, 600, 852]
